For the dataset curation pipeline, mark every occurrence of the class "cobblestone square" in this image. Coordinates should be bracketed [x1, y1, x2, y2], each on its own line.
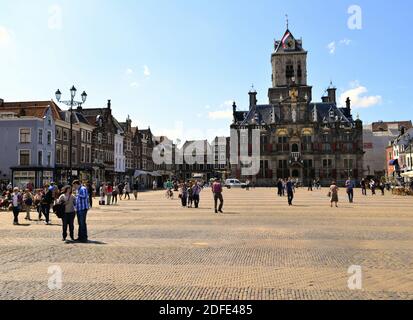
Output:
[0, 188, 412, 300]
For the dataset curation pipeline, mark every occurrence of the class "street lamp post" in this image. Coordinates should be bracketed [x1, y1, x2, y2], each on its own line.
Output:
[55, 86, 88, 184]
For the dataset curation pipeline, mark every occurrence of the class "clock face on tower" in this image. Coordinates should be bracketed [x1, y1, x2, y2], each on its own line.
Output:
[286, 38, 295, 49]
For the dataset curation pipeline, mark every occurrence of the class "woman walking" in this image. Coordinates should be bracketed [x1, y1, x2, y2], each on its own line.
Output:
[179, 182, 188, 207]
[23, 189, 33, 221]
[329, 181, 339, 208]
[112, 184, 119, 205]
[57, 186, 76, 242]
[106, 183, 113, 206]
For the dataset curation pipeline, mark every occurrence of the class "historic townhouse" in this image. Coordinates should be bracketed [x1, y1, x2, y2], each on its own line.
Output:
[55, 110, 95, 184]
[231, 27, 363, 186]
[77, 100, 117, 183]
[0, 100, 57, 188]
[120, 116, 135, 181]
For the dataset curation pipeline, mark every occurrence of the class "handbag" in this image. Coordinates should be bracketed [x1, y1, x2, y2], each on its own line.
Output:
[327, 192, 332, 198]
[53, 203, 65, 219]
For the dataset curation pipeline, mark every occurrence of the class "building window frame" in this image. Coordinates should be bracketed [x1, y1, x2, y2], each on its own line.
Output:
[19, 128, 31, 144]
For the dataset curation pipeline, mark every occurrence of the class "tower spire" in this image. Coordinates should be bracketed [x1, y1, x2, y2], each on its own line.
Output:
[285, 14, 289, 29]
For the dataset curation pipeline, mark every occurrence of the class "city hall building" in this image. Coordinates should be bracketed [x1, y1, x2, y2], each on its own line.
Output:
[231, 28, 363, 186]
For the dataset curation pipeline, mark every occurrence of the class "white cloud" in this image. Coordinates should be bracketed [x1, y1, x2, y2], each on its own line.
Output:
[207, 100, 235, 120]
[339, 85, 382, 109]
[327, 39, 352, 54]
[126, 68, 133, 75]
[339, 38, 352, 46]
[0, 26, 11, 47]
[327, 42, 336, 54]
[143, 65, 151, 77]
[130, 82, 140, 88]
[48, 5, 63, 30]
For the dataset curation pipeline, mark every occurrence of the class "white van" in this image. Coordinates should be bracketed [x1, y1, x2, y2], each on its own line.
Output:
[225, 179, 246, 189]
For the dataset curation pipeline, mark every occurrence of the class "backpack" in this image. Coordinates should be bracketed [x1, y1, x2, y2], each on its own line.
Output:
[25, 197, 33, 206]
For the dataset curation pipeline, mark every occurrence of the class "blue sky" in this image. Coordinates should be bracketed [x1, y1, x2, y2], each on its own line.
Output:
[0, 0, 412, 141]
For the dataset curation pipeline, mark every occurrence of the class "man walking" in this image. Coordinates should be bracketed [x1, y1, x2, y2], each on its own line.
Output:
[73, 180, 90, 243]
[212, 178, 224, 214]
[11, 187, 23, 225]
[345, 177, 355, 203]
[286, 178, 294, 206]
[277, 179, 283, 197]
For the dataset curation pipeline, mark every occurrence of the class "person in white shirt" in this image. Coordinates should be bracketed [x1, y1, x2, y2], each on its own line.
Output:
[12, 187, 22, 225]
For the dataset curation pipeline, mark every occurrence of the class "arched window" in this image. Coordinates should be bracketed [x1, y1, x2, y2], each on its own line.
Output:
[297, 64, 302, 78]
[286, 63, 294, 79]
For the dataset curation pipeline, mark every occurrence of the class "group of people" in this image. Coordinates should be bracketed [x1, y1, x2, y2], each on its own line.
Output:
[2, 181, 90, 243]
[171, 178, 224, 214]
[98, 181, 139, 205]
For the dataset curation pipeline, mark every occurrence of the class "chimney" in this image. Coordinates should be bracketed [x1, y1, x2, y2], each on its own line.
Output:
[0, 98, 4, 107]
[107, 99, 111, 109]
[321, 96, 329, 103]
[249, 89, 257, 110]
[346, 97, 351, 115]
[327, 87, 336, 103]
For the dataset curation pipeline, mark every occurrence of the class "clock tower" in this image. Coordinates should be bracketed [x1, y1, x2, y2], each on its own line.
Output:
[268, 28, 313, 122]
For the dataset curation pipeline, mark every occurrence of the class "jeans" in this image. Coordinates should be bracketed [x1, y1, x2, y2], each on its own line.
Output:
[347, 189, 354, 203]
[76, 209, 88, 242]
[41, 204, 50, 223]
[287, 191, 294, 205]
[106, 194, 112, 205]
[112, 194, 118, 204]
[193, 194, 200, 208]
[214, 193, 224, 212]
[13, 206, 20, 224]
[62, 212, 75, 240]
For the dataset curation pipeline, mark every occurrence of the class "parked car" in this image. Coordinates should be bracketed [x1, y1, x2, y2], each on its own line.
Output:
[225, 179, 247, 189]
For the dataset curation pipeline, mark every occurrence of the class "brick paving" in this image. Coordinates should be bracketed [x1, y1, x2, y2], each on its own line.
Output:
[0, 188, 412, 300]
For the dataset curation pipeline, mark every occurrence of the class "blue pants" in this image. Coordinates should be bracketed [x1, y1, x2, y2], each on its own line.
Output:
[76, 210, 88, 241]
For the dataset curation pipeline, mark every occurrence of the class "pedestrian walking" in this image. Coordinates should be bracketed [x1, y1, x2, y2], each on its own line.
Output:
[106, 183, 113, 205]
[57, 186, 76, 242]
[179, 182, 188, 207]
[329, 181, 339, 208]
[286, 178, 294, 206]
[87, 182, 93, 208]
[277, 179, 283, 197]
[124, 182, 131, 200]
[212, 178, 224, 214]
[34, 189, 42, 220]
[370, 180, 376, 195]
[192, 182, 202, 208]
[308, 179, 313, 191]
[361, 178, 367, 196]
[23, 189, 33, 221]
[345, 177, 355, 203]
[187, 184, 194, 208]
[133, 180, 139, 200]
[11, 187, 23, 225]
[41, 185, 53, 225]
[112, 185, 119, 205]
[73, 180, 90, 243]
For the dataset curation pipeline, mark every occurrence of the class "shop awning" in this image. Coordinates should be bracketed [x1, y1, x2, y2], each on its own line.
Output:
[134, 170, 149, 177]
